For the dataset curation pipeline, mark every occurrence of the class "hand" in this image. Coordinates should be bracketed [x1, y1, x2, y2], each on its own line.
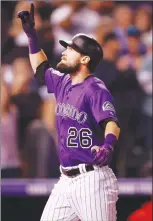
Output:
[91, 144, 113, 167]
[17, 3, 35, 38]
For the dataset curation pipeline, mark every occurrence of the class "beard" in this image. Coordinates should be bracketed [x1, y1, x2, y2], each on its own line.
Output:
[56, 60, 81, 74]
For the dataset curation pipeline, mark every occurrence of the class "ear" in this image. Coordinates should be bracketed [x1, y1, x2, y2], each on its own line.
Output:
[80, 56, 90, 65]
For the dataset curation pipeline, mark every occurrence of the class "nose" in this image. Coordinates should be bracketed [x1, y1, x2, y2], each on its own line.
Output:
[62, 49, 67, 56]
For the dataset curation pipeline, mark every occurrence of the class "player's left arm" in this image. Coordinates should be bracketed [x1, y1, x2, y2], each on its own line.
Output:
[92, 121, 120, 166]
[90, 87, 120, 137]
[104, 120, 120, 140]
[90, 88, 120, 166]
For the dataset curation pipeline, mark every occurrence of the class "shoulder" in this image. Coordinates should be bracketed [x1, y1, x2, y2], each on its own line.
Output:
[87, 77, 109, 96]
[46, 67, 64, 77]
[46, 68, 71, 82]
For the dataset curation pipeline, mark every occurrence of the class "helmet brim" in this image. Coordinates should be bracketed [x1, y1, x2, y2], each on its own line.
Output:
[59, 40, 72, 48]
[59, 40, 85, 55]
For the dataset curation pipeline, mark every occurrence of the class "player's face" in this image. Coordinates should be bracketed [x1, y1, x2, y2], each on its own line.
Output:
[57, 46, 82, 74]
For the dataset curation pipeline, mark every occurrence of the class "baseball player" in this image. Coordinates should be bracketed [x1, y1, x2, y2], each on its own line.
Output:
[18, 4, 120, 221]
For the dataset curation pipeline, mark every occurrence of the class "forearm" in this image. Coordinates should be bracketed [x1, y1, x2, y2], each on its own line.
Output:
[104, 121, 120, 139]
[27, 29, 48, 72]
[29, 50, 48, 72]
[93, 120, 120, 166]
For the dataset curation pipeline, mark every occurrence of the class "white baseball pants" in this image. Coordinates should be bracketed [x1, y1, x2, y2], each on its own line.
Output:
[40, 165, 118, 221]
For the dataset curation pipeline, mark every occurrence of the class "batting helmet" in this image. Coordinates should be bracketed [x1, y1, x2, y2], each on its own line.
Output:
[59, 33, 103, 72]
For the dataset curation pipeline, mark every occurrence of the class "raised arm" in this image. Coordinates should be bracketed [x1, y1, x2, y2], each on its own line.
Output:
[29, 50, 47, 72]
[17, 3, 47, 72]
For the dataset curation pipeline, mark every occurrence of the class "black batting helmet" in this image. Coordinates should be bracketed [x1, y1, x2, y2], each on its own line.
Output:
[59, 33, 103, 72]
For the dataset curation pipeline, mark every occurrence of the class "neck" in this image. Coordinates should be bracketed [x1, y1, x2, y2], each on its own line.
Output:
[70, 69, 91, 85]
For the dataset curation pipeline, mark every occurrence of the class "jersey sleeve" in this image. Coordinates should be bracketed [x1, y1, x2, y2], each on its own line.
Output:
[45, 67, 64, 95]
[90, 88, 119, 124]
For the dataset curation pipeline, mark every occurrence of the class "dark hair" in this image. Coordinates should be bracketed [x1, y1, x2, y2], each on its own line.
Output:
[88, 60, 98, 73]
[103, 32, 118, 44]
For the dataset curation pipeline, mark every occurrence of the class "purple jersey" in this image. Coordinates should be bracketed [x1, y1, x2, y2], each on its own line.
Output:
[45, 67, 119, 167]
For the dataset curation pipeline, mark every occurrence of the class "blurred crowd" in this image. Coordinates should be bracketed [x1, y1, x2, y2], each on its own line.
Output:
[1, 1, 152, 178]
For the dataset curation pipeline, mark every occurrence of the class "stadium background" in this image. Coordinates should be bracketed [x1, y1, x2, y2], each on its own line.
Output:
[1, 1, 152, 221]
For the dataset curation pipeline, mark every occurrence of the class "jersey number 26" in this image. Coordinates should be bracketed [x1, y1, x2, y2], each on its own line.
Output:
[67, 127, 92, 148]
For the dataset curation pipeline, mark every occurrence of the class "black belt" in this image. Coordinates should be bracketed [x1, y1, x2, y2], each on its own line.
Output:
[61, 164, 94, 177]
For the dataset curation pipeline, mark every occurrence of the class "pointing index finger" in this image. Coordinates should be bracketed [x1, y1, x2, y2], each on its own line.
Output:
[30, 3, 34, 20]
